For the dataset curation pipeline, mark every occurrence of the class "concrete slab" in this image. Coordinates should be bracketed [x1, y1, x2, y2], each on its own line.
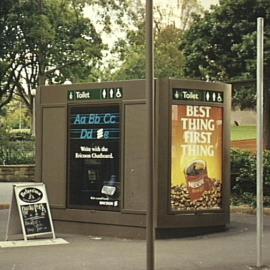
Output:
[0, 238, 68, 248]
[0, 182, 33, 205]
[0, 209, 9, 241]
[0, 213, 268, 270]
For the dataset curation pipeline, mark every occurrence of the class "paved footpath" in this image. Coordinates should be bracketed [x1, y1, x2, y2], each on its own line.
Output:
[0, 182, 34, 206]
[0, 211, 269, 270]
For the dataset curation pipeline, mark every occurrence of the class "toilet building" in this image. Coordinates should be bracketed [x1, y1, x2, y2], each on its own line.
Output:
[35, 78, 231, 238]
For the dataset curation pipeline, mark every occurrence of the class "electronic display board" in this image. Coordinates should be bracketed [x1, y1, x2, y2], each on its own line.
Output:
[68, 105, 121, 210]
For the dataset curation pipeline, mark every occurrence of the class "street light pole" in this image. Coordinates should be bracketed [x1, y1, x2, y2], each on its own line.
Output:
[31, 89, 37, 137]
[146, 0, 155, 270]
[256, 17, 264, 268]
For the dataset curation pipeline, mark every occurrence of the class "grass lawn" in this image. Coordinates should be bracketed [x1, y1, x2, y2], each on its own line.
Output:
[231, 125, 256, 141]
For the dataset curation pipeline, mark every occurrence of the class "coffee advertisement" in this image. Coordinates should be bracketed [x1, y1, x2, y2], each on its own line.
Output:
[171, 104, 223, 211]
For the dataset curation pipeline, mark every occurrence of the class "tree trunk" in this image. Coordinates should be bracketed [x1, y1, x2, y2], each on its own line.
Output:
[38, 73, 46, 86]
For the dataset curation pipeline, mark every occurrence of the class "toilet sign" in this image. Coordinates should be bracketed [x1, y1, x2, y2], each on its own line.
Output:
[68, 87, 123, 101]
[172, 88, 223, 103]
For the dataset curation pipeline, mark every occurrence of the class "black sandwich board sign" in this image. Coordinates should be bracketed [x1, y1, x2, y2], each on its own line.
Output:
[5, 183, 55, 241]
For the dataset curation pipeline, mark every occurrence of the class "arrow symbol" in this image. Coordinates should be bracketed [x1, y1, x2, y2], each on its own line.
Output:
[174, 91, 180, 99]
[69, 91, 74, 100]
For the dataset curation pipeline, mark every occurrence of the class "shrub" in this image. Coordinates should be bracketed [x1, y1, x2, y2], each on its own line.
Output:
[0, 128, 35, 165]
[231, 149, 270, 207]
[9, 129, 32, 141]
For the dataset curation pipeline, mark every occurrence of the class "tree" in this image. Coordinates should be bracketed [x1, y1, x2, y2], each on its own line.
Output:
[153, 0, 203, 32]
[0, 0, 21, 109]
[0, 0, 129, 113]
[105, 0, 202, 81]
[111, 10, 185, 80]
[180, 0, 270, 148]
[4, 98, 31, 129]
[232, 84, 256, 110]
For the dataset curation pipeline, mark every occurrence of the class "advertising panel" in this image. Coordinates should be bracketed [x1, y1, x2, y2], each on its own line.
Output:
[171, 104, 223, 211]
[68, 105, 120, 210]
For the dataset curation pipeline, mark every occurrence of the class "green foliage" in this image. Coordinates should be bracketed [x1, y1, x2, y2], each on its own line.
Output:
[110, 25, 185, 81]
[8, 129, 32, 141]
[180, 0, 270, 81]
[0, 140, 35, 165]
[0, 125, 34, 165]
[0, 102, 34, 164]
[3, 98, 31, 129]
[231, 149, 270, 207]
[0, 106, 7, 118]
[232, 85, 256, 110]
[155, 26, 185, 78]
[0, 0, 129, 112]
[105, 1, 202, 81]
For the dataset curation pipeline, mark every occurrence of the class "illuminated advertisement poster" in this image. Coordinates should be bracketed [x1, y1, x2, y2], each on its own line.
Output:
[171, 105, 223, 211]
[68, 105, 120, 210]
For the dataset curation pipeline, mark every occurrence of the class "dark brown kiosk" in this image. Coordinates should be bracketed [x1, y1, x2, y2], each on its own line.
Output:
[35, 79, 231, 238]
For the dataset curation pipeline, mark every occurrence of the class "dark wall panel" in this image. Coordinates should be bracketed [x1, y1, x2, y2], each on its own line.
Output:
[123, 104, 148, 211]
[42, 107, 66, 208]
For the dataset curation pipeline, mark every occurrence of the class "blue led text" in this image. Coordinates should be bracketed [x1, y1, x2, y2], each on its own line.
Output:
[80, 129, 110, 139]
[73, 114, 117, 125]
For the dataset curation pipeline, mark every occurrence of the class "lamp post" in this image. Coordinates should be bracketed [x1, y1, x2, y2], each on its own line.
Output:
[30, 89, 37, 137]
[256, 17, 264, 269]
[19, 101, 22, 130]
[146, 0, 155, 269]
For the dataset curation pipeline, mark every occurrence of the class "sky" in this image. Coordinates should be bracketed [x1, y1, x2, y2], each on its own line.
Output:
[200, 0, 219, 9]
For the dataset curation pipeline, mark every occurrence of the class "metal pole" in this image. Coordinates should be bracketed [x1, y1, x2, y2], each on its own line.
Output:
[146, 0, 155, 270]
[256, 17, 264, 268]
[31, 89, 37, 137]
[32, 96, 36, 137]
[19, 101, 22, 130]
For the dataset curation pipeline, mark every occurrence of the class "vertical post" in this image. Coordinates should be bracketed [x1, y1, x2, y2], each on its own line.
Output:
[31, 89, 37, 137]
[19, 101, 22, 130]
[256, 17, 264, 268]
[32, 96, 36, 137]
[146, 0, 155, 270]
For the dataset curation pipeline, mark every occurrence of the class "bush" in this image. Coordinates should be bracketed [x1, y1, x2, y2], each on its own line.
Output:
[9, 129, 32, 141]
[0, 128, 35, 165]
[0, 140, 35, 165]
[231, 149, 270, 207]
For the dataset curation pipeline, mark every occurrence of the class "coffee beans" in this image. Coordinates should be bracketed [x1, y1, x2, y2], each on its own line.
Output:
[171, 180, 222, 211]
